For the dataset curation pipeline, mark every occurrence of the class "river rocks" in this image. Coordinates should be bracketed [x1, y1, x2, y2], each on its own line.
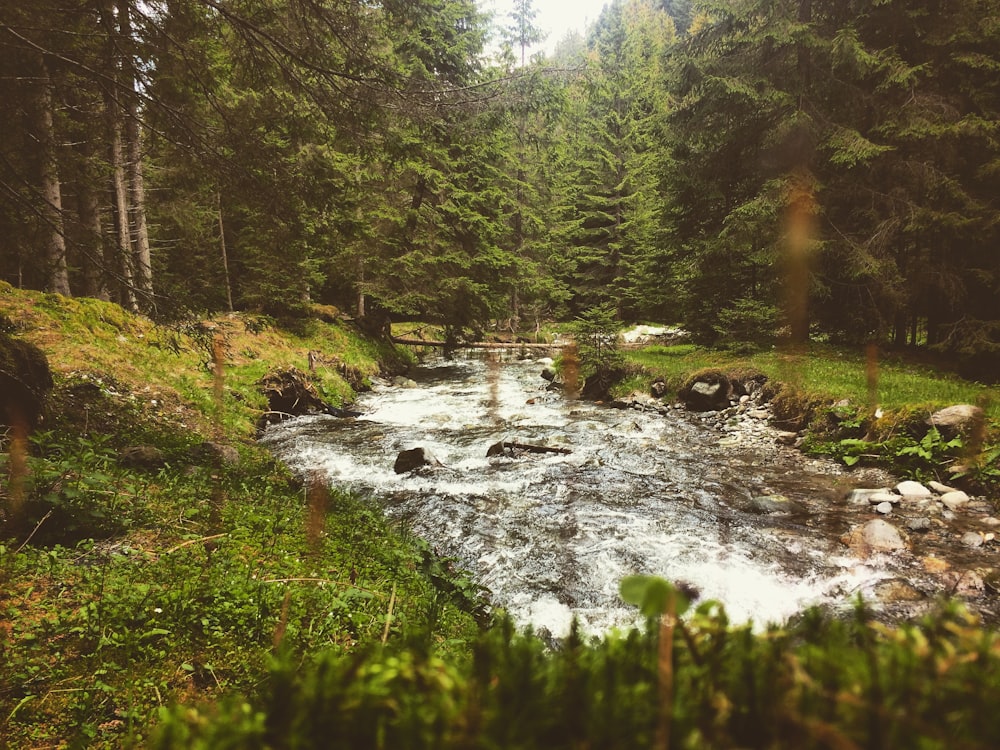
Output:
[748, 494, 797, 514]
[679, 370, 733, 411]
[907, 517, 933, 532]
[875, 501, 894, 515]
[193, 440, 241, 466]
[895, 480, 933, 499]
[846, 488, 898, 506]
[929, 480, 960, 495]
[961, 531, 987, 548]
[842, 519, 907, 554]
[541, 367, 557, 382]
[940, 490, 971, 511]
[650, 379, 668, 399]
[872, 578, 926, 603]
[393, 447, 439, 474]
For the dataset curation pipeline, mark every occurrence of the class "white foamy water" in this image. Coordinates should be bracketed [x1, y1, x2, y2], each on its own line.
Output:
[263, 351, 896, 636]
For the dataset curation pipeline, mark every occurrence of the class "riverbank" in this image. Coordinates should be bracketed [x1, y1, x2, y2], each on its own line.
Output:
[0, 286, 482, 747]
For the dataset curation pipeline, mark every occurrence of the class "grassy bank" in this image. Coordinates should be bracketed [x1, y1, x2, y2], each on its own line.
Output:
[0, 285, 480, 747]
[625, 343, 1000, 490]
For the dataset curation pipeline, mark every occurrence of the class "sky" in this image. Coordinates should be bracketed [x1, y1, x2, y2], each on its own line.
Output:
[480, 0, 611, 56]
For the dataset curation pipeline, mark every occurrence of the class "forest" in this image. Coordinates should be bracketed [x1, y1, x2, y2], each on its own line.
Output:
[2, 0, 998, 372]
[3, 2, 1000, 746]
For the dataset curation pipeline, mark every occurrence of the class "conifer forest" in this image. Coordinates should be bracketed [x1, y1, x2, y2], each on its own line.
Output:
[4, 2, 1000, 747]
[2, 0, 998, 369]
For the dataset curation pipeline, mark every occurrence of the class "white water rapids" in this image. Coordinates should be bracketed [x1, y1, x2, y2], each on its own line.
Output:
[262, 351, 928, 636]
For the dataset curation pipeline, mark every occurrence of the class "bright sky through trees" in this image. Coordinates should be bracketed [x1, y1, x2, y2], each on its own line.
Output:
[481, 0, 610, 53]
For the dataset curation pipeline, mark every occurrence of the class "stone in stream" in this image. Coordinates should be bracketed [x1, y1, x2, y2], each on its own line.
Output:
[842, 519, 907, 554]
[872, 578, 926, 603]
[961, 531, 986, 548]
[906, 517, 933, 532]
[940, 490, 971, 511]
[895, 480, 933, 500]
[929, 480, 960, 495]
[846, 488, 895, 506]
[748, 494, 798, 515]
[393, 447, 438, 474]
[875, 501, 894, 515]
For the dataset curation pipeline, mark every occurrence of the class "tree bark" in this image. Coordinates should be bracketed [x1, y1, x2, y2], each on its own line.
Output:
[30, 55, 71, 296]
[216, 192, 233, 311]
[100, 0, 137, 311]
[117, 0, 154, 311]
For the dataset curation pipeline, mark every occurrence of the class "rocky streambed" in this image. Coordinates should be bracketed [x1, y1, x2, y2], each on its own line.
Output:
[262, 351, 1000, 633]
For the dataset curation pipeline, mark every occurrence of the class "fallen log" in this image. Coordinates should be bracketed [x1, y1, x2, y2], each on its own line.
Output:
[392, 337, 557, 350]
[486, 440, 572, 457]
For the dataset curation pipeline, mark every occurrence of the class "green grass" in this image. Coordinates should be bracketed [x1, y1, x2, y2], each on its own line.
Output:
[628, 342, 1000, 420]
[0, 286, 480, 747]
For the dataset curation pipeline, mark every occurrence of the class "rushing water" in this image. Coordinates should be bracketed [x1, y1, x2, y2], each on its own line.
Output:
[262, 350, 995, 635]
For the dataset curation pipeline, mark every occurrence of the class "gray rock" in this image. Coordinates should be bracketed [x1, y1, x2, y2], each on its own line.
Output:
[895, 480, 932, 499]
[843, 519, 907, 553]
[929, 480, 960, 495]
[906, 517, 932, 532]
[940, 490, 971, 511]
[961, 531, 986, 548]
[875, 501, 894, 515]
[775, 431, 798, 445]
[193, 440, 240, 466]
[927, 404, 985, 438]
[541, 367, 557, 382]
[748, 494, 796, 514]
[846, 488, 895, 506]
[118, 445, 166, 469]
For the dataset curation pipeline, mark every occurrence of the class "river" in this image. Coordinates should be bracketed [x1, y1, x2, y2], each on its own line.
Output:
[261, 350, 997, 635]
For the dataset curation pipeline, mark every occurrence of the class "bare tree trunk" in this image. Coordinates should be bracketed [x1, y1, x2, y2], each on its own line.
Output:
[216, 191, 233, 311]
[74, 177, 108, 299]
[117, 0, 153, 312]
[356, 256, 366, 318]
[100, 0, 137, 311]
[105, 91, 137, 311]
[31, 55, 71, 296]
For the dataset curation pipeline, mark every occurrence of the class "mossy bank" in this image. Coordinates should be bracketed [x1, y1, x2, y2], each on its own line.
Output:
[0, 284, 480, 748]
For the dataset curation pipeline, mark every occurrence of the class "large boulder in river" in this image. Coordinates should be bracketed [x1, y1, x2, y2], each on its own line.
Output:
[394, 447, 438, 474]
[0, 330, 53, 429]
[679, 369, 733, 411]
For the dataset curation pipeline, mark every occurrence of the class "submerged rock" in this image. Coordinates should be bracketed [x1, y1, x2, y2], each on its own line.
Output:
[393, 447, 438, 474]
[842, 519, 907, 554]
[748, 494, 797, 514]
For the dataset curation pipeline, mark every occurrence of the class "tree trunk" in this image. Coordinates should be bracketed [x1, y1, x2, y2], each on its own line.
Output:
[216, 192, 233, 311]
[117, 0, 154, 312]
[74, 176, 108, 299]
[31, 55, 71, 296]
[100, 0, 137, 311]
